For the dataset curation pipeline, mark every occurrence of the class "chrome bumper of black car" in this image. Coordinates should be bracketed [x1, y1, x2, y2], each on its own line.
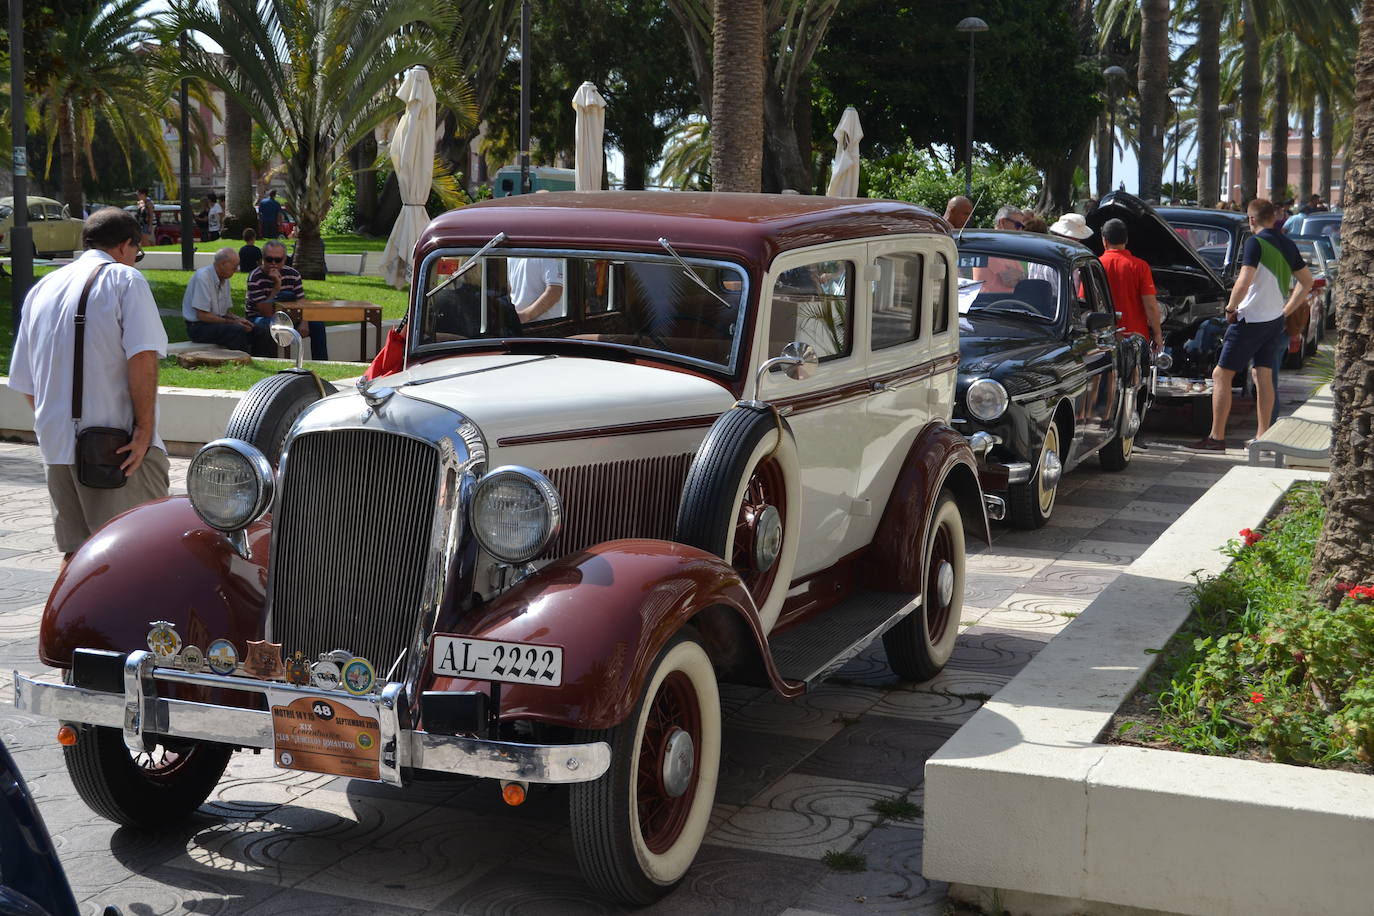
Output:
[963, 430, 1031, 495]
[12, 652, 609, 787]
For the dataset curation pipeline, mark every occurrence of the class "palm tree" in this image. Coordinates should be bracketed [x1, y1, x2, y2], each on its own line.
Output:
[164, 0, 472, 278]
[1136, 0, 1169, 201]
[1311, 0, 1374, 601]
[218, 0, 254, 237]
[659, 118, 712, 189]
[708, 0, 764, 192]
[1193, 0, 1223, 206]
[34, 0, 178, 214]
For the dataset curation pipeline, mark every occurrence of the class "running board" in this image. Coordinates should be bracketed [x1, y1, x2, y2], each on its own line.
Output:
[769, 590, 920, 687]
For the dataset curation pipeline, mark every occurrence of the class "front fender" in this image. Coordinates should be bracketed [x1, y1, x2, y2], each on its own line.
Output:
[39, 497, 271, 669]
[863, 422, 989, 593]
[427, 539, 783, 730]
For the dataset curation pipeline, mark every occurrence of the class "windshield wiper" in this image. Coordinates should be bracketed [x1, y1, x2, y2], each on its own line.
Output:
[969, 304, 1050, 321]
[425, 231, 507, 299]
[658, 237, 734, 311]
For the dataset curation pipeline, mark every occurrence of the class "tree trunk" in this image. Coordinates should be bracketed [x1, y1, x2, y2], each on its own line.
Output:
[222, 96, 254, 237]
[623, 150, 649, 191]
[293, 216, 327, 280]
[1240, 0, 1261, 203]
[761, 83, 808, 193]
[709, 0, 764, 193]
[1136, 0, 1170, 201]
[352, 136, 379, 234]
[1269, 44, 1289, 201]
[1095, 113, 1112, 199]
[1319, 91, 1334, 203]
[1310, 0, 1374, 604]
[60, 99, 83, 215]
[1299, 99, 1315, 203]
[1196, 0, 1221, 207]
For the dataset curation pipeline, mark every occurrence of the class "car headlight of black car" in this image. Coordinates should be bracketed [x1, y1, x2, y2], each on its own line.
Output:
[470, 466, 563, 563]
[187, 439, 274, 531]
[965, 378, 1010, 422]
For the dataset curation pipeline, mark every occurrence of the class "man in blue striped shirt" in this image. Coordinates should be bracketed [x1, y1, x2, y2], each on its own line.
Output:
[246, 240, 328, 360]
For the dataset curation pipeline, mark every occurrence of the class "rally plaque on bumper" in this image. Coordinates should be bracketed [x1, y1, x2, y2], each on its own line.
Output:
[269, 692, 382, 781]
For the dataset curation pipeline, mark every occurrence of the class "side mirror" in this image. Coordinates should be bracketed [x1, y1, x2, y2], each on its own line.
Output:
[754, 340, 819, 393]
[270, 310, 304, 369]
[1085, 312, 1115, 333]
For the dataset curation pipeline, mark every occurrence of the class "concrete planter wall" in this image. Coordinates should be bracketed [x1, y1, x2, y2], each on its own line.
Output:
[924, 466, 1373, 916]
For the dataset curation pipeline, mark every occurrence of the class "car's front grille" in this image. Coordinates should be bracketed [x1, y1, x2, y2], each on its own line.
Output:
[540, 453, 694, 558]
[270, 429, 440, 676]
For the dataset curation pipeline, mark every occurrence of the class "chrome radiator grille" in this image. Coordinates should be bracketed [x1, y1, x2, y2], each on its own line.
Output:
[540, 453, 694, 558]
[271, 429, 441, 674]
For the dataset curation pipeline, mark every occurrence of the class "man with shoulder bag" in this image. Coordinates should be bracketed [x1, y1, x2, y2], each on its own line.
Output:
[8, 208, 170, 570]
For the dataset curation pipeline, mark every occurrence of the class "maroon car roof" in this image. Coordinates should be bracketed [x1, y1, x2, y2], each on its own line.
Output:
[418, 191, 947, 267]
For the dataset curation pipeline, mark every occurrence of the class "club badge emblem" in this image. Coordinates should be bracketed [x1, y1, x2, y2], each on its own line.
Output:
[146, 621, 182, 661]
[207, 639, 238, 675]
[341, 657, 376, 696]
[310, 658, 342, 691]
[285, 651, 311, 686]
[243, 640, 286, 680]
[179, 645, 205, 674]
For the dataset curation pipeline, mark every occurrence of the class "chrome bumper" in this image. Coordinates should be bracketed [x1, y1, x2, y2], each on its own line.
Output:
[12, 651, 609, 787]
[964, 431, 1032, 487]
[1153, 375, 1213, 398]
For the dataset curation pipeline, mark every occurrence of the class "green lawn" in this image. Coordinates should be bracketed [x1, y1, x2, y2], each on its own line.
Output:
[2, 266, 406, 376]
[144, 233, 388, 254]
[159, 356, 364, 390]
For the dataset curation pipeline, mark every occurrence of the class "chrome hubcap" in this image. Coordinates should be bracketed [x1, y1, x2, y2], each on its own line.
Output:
[1041, 449, 1063, 490]
[936, 559, 955, 607]
[661, 727, 695, 798]
[752, 505, 782, 572]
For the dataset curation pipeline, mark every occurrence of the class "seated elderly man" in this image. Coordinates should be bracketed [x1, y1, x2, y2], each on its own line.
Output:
[972, 205, 1028, 293]
[182, 247, 260, 353]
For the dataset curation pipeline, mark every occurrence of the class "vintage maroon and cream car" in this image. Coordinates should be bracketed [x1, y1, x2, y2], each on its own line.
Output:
[15, 193, 989, 903]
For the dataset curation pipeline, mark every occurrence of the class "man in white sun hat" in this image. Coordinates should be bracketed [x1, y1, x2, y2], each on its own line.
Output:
[1049, 212, 1094, 241]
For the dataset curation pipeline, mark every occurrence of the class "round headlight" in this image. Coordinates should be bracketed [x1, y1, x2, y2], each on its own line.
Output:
[470, 466, 562, 564]
[965, 378, 1010, 422]
[187, 439, 274, 531]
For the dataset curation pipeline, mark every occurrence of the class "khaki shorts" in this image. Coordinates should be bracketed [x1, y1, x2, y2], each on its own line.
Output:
[47, 448, 171, 554]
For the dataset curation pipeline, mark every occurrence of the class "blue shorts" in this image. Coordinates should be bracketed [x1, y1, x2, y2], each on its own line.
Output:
[1217, 316, 1286, 372]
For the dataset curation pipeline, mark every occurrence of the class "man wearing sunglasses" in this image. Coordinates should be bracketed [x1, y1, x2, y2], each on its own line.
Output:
[8, 207, 170, 564]
[247, 241, 328, 359]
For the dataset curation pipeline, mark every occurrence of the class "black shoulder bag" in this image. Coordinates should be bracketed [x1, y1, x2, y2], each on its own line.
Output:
[72, 262, 131, 489]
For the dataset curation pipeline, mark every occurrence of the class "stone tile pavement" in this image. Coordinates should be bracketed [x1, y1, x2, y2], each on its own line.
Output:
[0, 433, 1256, 915]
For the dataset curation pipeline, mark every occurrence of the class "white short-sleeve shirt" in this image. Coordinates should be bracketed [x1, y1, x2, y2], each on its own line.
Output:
[507, 257, 564, 310]
[208, 202, 223, 233]
[8, 250, 168, 465]
[181, 263, 234, 322]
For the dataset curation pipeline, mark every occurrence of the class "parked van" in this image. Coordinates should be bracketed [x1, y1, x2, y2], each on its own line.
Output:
[492, 165, 577, 197]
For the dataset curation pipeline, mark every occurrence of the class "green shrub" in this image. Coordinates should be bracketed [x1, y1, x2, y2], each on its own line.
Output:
[861, 141, 1042, 226]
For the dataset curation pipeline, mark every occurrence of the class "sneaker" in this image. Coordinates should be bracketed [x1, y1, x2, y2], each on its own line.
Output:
[1189, 436, 1227, 451]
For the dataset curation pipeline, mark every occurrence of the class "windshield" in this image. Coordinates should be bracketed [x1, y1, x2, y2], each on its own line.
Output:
[1169, 222, 1233, 271]
[414, 250, 748, 371]
[1293, 239, 1323, 270]
[955, 250, 1060, 320]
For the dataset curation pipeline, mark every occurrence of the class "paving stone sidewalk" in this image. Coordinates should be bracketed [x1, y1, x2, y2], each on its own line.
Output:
[0, 436, 1250, 915]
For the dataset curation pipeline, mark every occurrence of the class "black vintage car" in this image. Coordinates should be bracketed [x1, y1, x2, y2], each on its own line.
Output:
[954, 231, 1152, 529]
[1086, 192, 1232, 429]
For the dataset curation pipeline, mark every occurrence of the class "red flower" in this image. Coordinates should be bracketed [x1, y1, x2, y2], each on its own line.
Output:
[1239, 528, 1262, 546]
[1250, 691, 1265, 704]
[1347, 585, 1374, 601]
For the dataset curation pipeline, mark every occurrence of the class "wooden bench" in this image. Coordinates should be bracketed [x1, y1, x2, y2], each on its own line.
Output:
[1246, 416, 1332, 468]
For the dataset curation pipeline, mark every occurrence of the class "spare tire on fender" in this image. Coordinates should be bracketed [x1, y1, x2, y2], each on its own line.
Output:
[674, 405, 801, 633]
[224, 370, 336, 466]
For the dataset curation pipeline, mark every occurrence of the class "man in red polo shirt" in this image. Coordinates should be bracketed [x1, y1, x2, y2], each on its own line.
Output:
[1098, 218, 1163, 354]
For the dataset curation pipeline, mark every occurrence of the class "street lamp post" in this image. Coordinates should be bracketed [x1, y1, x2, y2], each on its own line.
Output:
[1169, 87, 1189, 204]
[956, 17, 988, 198]
[1102, 65, 1127, 194]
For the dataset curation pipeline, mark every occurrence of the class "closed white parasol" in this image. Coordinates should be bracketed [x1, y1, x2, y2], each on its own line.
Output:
[380, 66, 436, 288]
[826, 107, 864, 198]
[572, 81, 607, 192]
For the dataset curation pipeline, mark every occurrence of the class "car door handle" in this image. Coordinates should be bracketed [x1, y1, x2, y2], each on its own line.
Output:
[871, 381, 896, 393]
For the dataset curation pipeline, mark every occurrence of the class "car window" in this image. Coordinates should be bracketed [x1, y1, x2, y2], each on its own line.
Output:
[872, 253, 923, 350]
[27, 203, 44, 221]
[1171, 222, 1232, 269]
[770, 260, 853, 362]
[957, 251, 1059, 320]
[417, 250, 746, 371]
[930, 253, 951, 335]
[44, 203, 64, 220]
[0, 205, 11, 220]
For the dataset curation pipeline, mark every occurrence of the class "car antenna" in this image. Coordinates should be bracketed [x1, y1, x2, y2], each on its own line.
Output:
[957, 188, 986, 243]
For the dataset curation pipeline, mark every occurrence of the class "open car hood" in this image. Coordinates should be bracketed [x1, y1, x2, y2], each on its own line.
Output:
[1087, 191, 1229, 300]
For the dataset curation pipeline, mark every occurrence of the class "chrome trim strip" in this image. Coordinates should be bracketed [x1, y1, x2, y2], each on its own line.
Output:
[410, 246, 751, 376]
[13, 673, 610, 784]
